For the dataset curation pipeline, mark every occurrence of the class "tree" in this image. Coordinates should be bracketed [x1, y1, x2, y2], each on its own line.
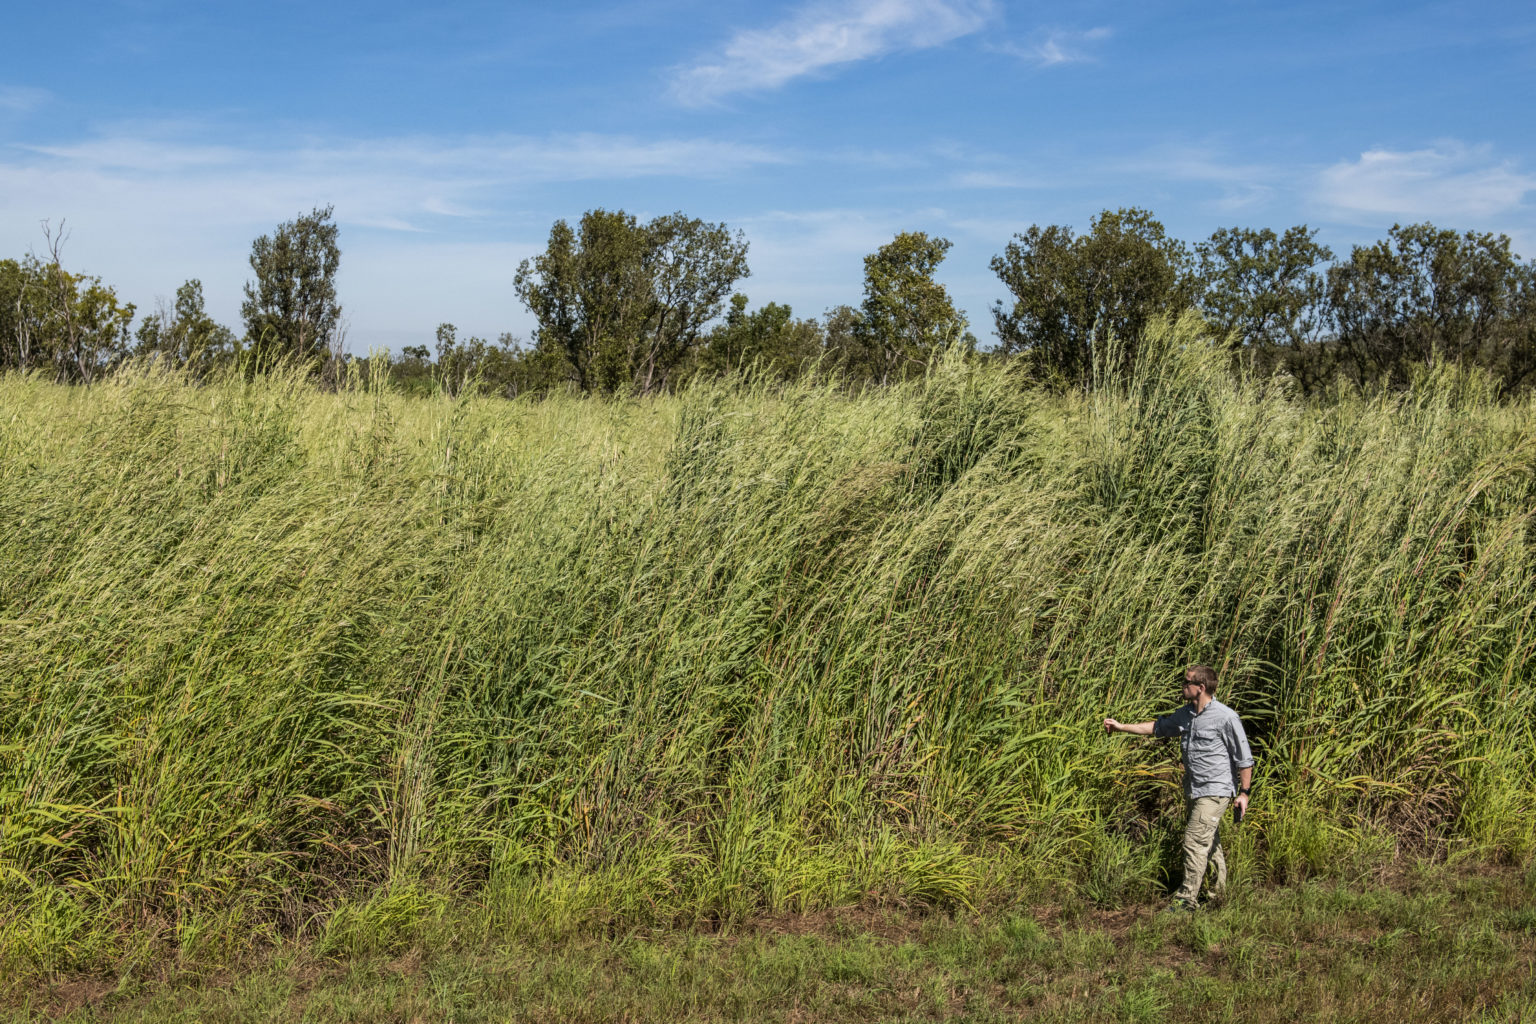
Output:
[856, 231, 970, 385]
[514, 209, 749, 395]
[431, 322, 549, 398]
[696, 293, 823, 382]
[135, 279, 236, 373]
[1505, 267, 1536, 392]
[63, 274, 137, 385]
[640, 213, 753, 393]
[515, 211, 646, 394]
[819, 304, 874, 384]
[241, 205, 341, 369]
[1327, 223, 1535, 390]
[0, 225, 135, 384]
[386, 343, 435, 396]
[0, 259, 27, 372]
[1196, 225, 1333, 390]
[991, 208, 1200, 384]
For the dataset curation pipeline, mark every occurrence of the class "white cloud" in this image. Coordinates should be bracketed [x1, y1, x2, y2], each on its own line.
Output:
[18, 131, 787, 191]
[0, 85, 51, 113]
[1315, 143, 1536, 222]
[0, 126, 795, 349]
[2, 129, 791, 237]
[993, 26, 1111, 67]
[672, 0, 995, 105]
[1124, 144, 1266, 185]
[950, 170, 1048, 190]
[1119, 143, 1280, 211]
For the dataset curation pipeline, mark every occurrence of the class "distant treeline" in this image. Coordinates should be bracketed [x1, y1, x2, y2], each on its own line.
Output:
[4, 204, 1534, 396]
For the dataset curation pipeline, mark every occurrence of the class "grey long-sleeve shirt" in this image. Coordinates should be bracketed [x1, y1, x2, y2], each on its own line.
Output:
[1153, 698, 1254, 799]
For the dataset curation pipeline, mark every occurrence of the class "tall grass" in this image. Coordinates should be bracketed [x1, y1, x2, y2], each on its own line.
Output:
[2, 316, 1533, 974]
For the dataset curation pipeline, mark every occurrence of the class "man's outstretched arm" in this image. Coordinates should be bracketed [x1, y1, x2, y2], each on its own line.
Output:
[1103, 719, 1155, 736]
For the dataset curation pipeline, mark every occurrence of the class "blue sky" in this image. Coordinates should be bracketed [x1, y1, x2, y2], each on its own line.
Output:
[3, 0, 1533, 352]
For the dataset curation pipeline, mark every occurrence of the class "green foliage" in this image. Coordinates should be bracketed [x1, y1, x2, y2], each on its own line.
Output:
[20, 870, 1529, 1022]
[385, 343, 435, 396]
[695, 294, 823, 382]
[819, 302, 868, 381]
[1196, 225, 1333, 389]
[991, 208, 1200, 384]
[240, 205, 342, 369]
[856, 231, 970, 385]
[134, 279, 237, 374]
[1328, 222, 1536, 392]
[432, 322, 555, 398]
[11, 207, 1536, 402]
[0, 252, 136, 384]
[992, 211, 1536, 396]
[514, 209, 750, 394]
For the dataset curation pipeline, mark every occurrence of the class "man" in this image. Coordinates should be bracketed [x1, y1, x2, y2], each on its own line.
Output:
[1103, 664, 1254, 911]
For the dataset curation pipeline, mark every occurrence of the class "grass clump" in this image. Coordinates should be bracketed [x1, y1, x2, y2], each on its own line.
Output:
[1, 317, 1533, 981]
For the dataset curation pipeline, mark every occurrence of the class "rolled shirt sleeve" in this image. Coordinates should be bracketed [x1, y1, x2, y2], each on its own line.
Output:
[1225, 717, 1254, 770]
[1153, 706, 1192, 739]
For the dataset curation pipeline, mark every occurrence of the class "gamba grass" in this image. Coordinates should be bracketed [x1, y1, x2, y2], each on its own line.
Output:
[1, 316, 1533, 982]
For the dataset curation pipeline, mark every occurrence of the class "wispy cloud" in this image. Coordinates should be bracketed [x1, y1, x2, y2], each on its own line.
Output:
[672, 0, 995, 105]
[949, 170, 1049, 189]
[0, 125, 797, 346]
[5, 129, 793, 234]
[1315, 142, 1536, 221]
[0, 85, 51, 113]
[1121, 143, 1280, 211]
[993, 26, 1111, 68]
[21, 131, 789, 188]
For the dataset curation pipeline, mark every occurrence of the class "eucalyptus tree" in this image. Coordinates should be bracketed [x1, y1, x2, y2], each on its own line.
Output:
[1327, 223, 1536, 391]
[241, 205, 342, 369]
[0, 246, 135, 385]
[991, 208, 1200, 384]
[856, 231, 970, 385]
[135, 279, 236, 373]
[1196, 225, 1333, 390]
[697, 293, 823, 382]
[514, 209, 749, 395]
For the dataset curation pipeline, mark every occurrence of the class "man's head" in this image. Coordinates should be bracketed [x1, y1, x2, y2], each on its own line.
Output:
[1181, 664, 1218, 701]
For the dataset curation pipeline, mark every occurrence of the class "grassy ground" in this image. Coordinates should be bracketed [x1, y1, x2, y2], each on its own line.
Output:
[9, 861, 1535, 1023]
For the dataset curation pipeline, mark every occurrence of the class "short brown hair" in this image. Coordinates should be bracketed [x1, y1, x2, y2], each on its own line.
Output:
[1186, 664, 1219, 695]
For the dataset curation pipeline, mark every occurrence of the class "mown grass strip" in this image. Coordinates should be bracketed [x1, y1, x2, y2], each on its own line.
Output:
[8, 863, 1534, 1022]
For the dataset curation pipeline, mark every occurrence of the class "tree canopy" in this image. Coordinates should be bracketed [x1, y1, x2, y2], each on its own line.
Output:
[0, 249, 135, 385]
[991, 208, 1200, 384]
[514, 209, 749, 395]
[136, 279, 237, 374]
[697, 294, 823, 382]
[6, 204, 1536, 400]
[856, 231, 970, 385]
[241, 205, 342, 369]
[1328, 223, 1536, 392]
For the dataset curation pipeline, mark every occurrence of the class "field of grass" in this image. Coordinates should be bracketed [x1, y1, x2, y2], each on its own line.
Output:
[2, 317, 1534, 1004]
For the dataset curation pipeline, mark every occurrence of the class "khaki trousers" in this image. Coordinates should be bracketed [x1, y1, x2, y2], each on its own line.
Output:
[1175, 795, 1231, 905]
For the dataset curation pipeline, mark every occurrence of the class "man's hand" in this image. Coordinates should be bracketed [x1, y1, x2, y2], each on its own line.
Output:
[1103, 718, 1121, 735]
[1234, 793, 1250, 821]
